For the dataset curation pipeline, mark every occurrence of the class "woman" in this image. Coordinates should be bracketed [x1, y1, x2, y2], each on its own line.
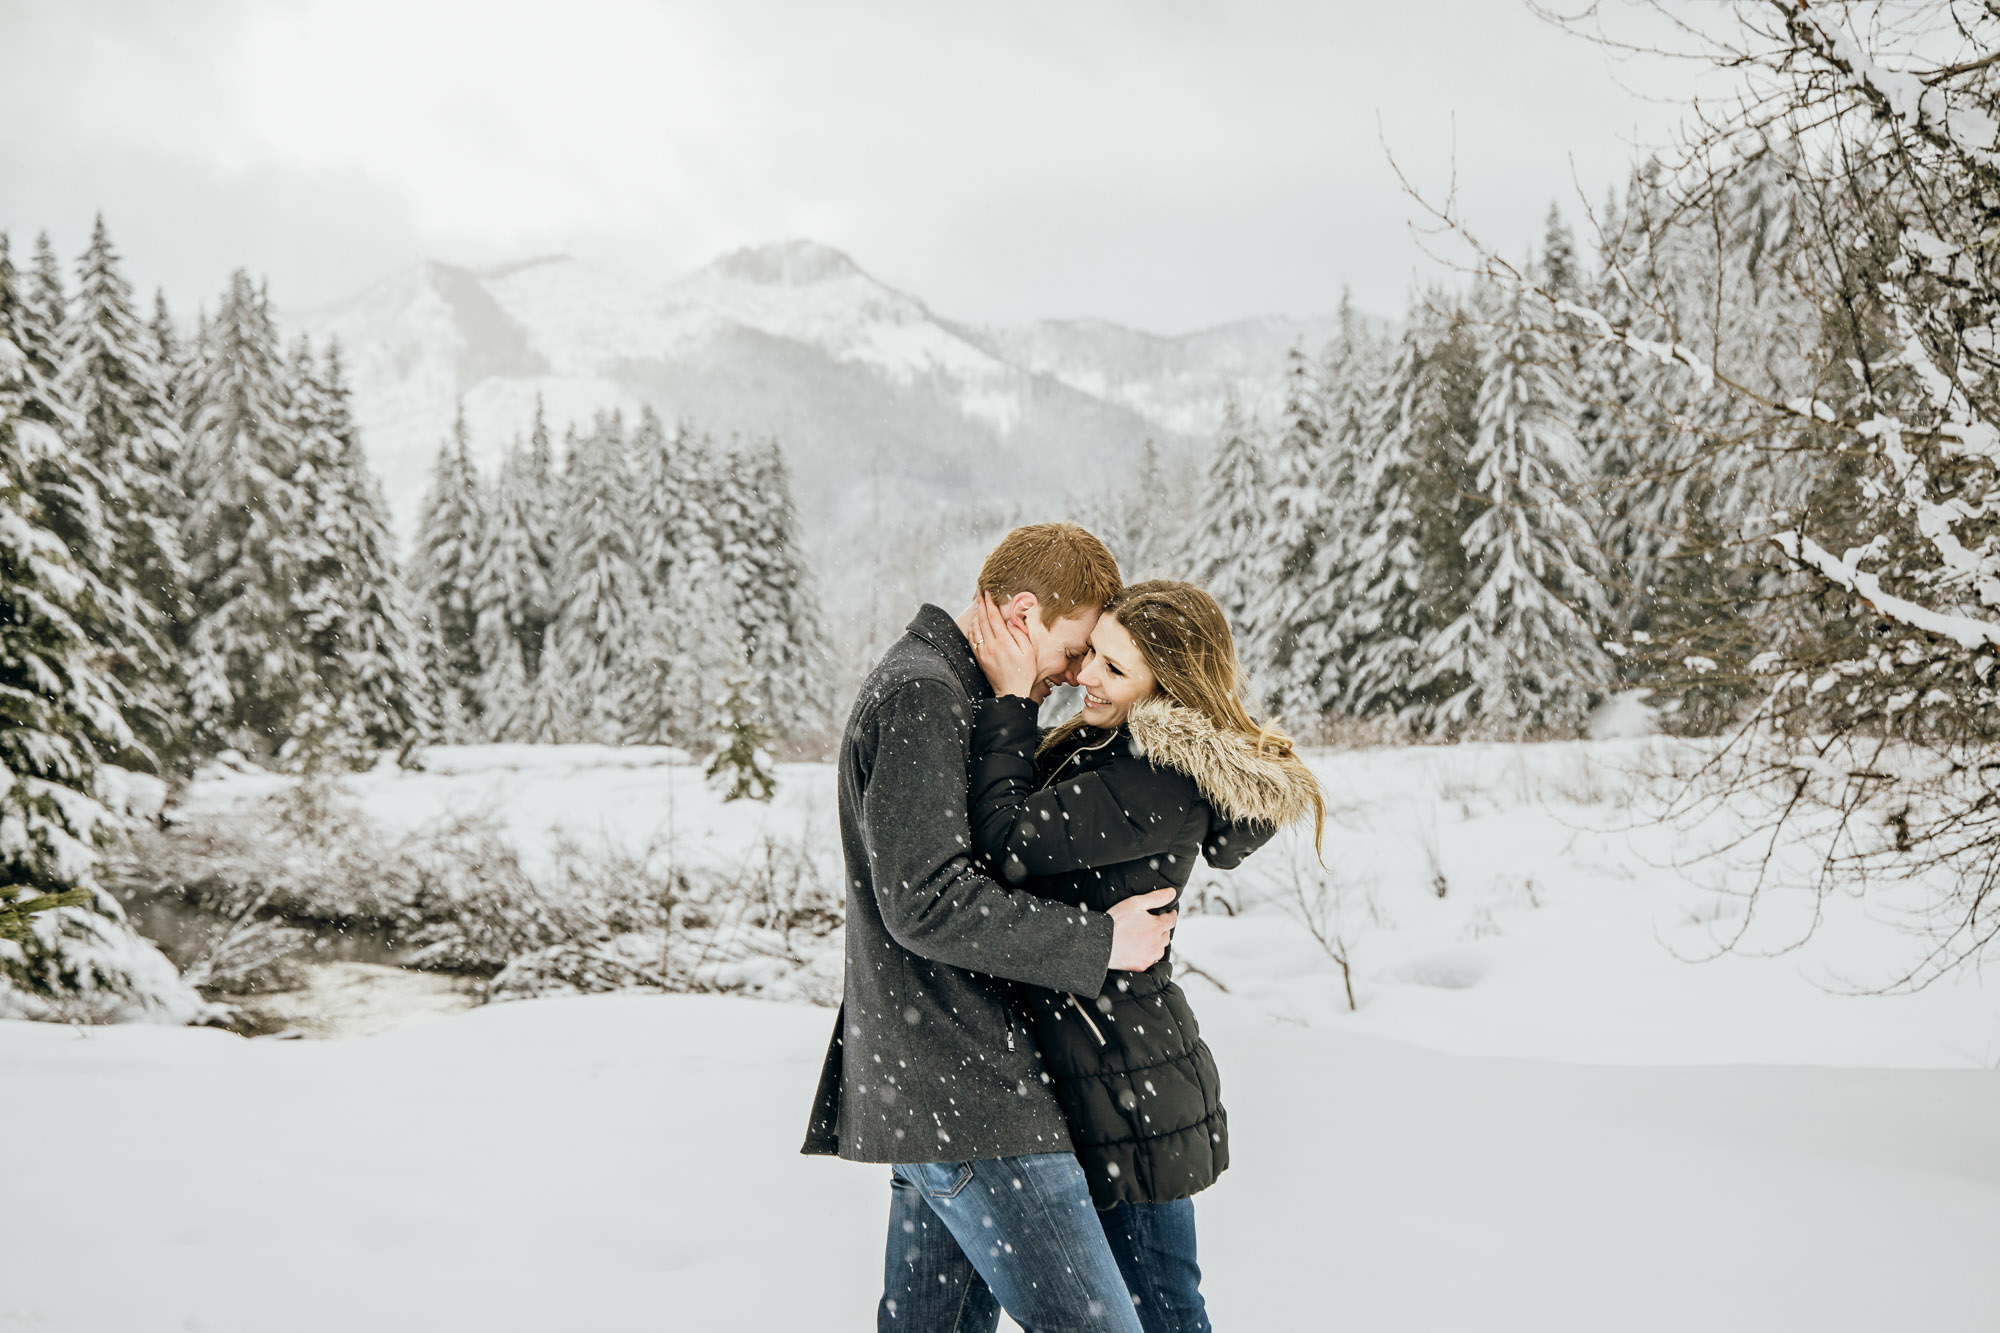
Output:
[968, 579, 1325, 1333]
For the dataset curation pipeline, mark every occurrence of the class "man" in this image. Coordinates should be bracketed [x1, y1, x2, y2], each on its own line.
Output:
[804, 523, 1176, 1332]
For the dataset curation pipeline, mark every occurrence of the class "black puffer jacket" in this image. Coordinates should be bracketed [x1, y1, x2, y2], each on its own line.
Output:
[968, 693, 1318, 1208]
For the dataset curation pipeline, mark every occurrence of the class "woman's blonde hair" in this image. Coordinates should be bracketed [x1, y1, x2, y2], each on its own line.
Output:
[1046, 579, 1325, 854]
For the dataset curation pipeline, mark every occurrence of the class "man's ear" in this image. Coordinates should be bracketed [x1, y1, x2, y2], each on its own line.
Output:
[1007, 592, 1039, 631]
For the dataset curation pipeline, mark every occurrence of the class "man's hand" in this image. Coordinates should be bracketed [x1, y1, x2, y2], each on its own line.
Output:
[1107, 888, 1178, 972]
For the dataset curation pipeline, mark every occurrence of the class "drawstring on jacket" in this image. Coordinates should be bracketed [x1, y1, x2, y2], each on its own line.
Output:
[1066, 993, 1108, 1046]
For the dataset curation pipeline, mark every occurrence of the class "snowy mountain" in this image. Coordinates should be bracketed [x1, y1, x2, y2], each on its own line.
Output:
[295, 241, 1340, 540]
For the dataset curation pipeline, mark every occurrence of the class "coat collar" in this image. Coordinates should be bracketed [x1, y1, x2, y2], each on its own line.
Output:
[1126, 696, 1320, 829]
[907, 603, 992, 702]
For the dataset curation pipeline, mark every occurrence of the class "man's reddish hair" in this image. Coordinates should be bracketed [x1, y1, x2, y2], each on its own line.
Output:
[977, 523, 1123, 625]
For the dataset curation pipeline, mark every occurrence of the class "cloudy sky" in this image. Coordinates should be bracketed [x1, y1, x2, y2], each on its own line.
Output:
[0, 0, 1700, 332]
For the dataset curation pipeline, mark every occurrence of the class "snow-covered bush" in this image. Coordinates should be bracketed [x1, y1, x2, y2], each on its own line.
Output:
[124, 773, 422, 929]
[415, 827, 842, 1004]
[120, 773, 844, 1007]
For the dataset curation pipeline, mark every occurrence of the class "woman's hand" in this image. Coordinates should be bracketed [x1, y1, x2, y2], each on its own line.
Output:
[971, 591, 1043, 701]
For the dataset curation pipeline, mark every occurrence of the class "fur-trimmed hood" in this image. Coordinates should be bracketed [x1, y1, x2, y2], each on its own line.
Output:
[1124, 695, 1319, 830]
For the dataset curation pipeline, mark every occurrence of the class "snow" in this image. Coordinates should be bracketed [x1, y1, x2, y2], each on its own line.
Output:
[475, 246, 1030, 432]
[1773, 528, 2000, 650]
[173, 739, 1997, 1065]
[3, 993, 1996, 1331]
[6, 740, 1998, 1329]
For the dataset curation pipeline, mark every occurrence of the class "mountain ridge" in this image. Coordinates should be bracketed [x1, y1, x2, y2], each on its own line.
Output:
[295, 239, 1351, 530]
[290, 240, 1352, 659]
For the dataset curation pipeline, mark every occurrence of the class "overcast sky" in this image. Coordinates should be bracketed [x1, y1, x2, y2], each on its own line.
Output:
[0, 0, 1701, 333]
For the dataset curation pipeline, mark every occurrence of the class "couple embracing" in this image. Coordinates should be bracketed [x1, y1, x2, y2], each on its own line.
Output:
[804, 523, 1325, 1332]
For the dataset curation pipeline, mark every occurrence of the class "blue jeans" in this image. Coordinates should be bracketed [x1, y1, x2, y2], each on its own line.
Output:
[880, 1153, 1144, 1333]
[1100, 1199, 1211, 1333]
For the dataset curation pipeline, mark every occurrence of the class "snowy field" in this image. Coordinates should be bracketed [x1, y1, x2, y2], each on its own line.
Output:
[6, 741, 2000, 1331]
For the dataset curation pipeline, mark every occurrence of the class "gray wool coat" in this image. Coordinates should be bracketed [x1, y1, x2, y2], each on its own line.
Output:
[802, 604, 1116, 1164]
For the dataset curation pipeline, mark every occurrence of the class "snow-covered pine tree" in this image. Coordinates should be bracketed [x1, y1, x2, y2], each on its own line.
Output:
[628, 406, 695, 603]
[1592, 151, 1823, 733]
[1279, 294, 1386, 720]
[521, 395, 560, 677]
[149, 289, 179, 372]
[1541, 204, 1582, 320]
[20, 234, 70, 388]
[1417, 283, 1612, 736]
[1341, 304, 1483, 728]
[1247, 345, 1334, 715]
[714, 438, 831, 742]
[152, 289, 204, 446]
[180, 270, 314, 755]
[0, 237, 204, 1023]
[409, 403, 485, 740]
[550, 411, 646, 744]
[1189, 395, 1269, 666]
[468, 439, 550, 741]
[61, 216, 191, 770]
[523, 621, 580, 744]
[14, 234, 115, 623]
[289, 342, 432, 760]
[627, 411, 730, 746]
[704, 673, 776, 802]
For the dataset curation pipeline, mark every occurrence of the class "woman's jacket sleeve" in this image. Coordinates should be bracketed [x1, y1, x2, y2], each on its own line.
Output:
[968, 696, 1198, 884]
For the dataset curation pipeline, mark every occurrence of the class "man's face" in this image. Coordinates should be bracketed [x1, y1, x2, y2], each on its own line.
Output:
[1016, 601, 1101, 695]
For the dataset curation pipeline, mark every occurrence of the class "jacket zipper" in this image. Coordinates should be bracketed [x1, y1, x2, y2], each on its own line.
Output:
[1044, 729, 1122, 1049]
[1036, 729, 1119, 794]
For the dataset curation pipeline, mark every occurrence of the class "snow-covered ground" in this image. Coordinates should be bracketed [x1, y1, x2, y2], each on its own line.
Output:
[175, 738, 2000, 1067]
[6, 740, 1999, 1331]
[6, 995, 1996, 1331]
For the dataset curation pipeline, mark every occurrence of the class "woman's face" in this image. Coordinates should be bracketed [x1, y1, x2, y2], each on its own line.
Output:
[1074, 613, 1158, 728]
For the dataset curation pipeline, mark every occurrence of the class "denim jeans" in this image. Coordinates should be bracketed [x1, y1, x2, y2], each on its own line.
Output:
[880, 1153, 1144, 1333]
[1099, 1199, 1211, 1333]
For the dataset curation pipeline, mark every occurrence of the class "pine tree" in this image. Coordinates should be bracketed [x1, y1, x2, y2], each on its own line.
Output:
[1584, 160, 1813, 733]
[550, 411, 646, 743]
[61, 216, 190, 769]
[1542, 203, 1582, 313]
[21, 234, 69, 384]
[628, 411, 732, 746]
[704, 674, 776, 802]
[522, 395, 560, 677]
[714, 438, 831, 741]
[1279, 295, 1385, 719]
[1418, 284, 1612, 735]
[1342, 306, 1483, 725]
[523, 622, 580, 743]
[1190, 395, 1268, 665]
[289, 342, 432, 760]
[1248, 346, 1333, 714]
[469, 439, 550, 741]
[152, 289, 201, 442]
[409, 403, 485, 739]
[14, 233, 114, 610]
[0, 234, 202, 1022]
[180, 271, 313, 755]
